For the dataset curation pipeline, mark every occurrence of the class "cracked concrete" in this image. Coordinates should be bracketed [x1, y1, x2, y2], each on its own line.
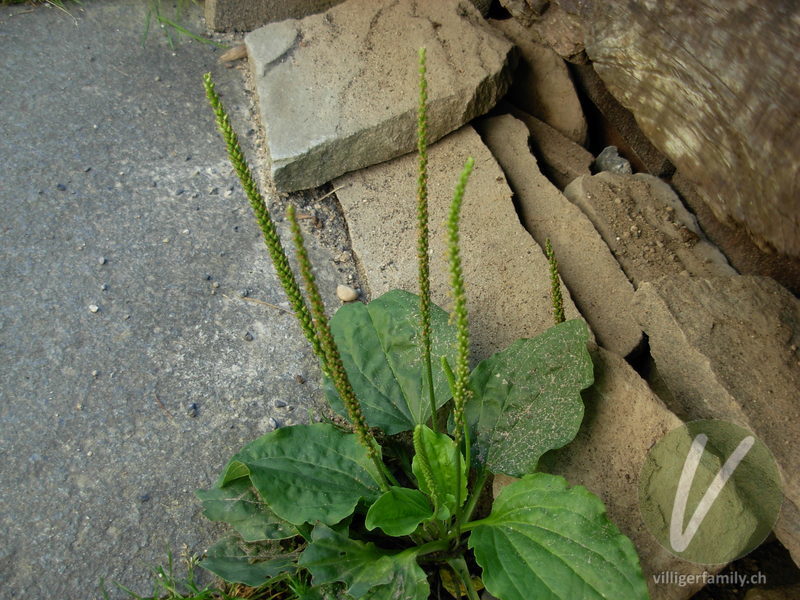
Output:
[0, 2, 346, 597]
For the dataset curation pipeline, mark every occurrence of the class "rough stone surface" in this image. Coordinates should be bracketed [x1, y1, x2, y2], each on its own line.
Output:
[506, 1, 587, 63]
[205, 0, 344, 32]
[498, 0, 550, 26]
[571, 1, 800, 257]
[476, 115, 640, 356]
[245, 0, 515, 192]
[745, 585, 800, 600]
[505, 104, 592, 190]
[594, 145, 632, 175]
[569, 63, 675, 177]
[494, 348, 716, 600]
[334, 125, 584, 362]
[633, 275, 800, 565]
[490, 18, 587, 144]
[671, 171, 800, 297]
[564, 172, 735, 287]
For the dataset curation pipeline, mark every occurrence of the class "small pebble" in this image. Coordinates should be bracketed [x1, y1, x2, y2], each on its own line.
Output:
[101, 283, 109, 291]
[274, 399, 288, 408]
[244, 331, 254, 342]
[211, 281, 220, 289]
[56, 183, 67, 191]
[139, 493, 151, 503]
[187, 402, 199, 418]
[336, 284, 358, 302]
[98, 256, 107, 265]
[92, 370, 99, 378]
[294, 374, 305, 384]
[88, 304, 99, 313]
[268, 417, 279, 430]
[239, 288, 251, 298]
[162, 238, 169, 244]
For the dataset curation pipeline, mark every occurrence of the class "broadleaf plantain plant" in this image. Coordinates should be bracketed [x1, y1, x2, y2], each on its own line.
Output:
[199, 49, 650, 600]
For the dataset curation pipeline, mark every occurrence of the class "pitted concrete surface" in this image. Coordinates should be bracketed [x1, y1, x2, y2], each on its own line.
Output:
[0, 2, 340, 597]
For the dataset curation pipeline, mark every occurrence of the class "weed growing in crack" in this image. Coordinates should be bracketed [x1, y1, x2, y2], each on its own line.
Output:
[197, 49, 648, 600]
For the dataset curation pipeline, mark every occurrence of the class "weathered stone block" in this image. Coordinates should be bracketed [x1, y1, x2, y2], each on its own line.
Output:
[506, 104, 592, 189]
[334, 125, 584, 362]
[671, 171, 800, 296]
[633, 275, 800, 565]
[564, 172, 735, 286]
[245, 0, 515, 192]
[476, 114, 640, 356]
[490, 18, 587, 145]
[570, 1, 800, 258]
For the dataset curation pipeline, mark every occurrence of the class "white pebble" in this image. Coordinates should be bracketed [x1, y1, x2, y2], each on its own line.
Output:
[336, 284, 358, 302]
[88, 305, 99, 313]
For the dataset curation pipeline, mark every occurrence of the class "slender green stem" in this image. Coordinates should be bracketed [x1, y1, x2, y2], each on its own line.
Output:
[447, 158, 475, 542]
[416, 47, 437, 431]
[461, 466, 489, 525]
[447, 557, 481, 600]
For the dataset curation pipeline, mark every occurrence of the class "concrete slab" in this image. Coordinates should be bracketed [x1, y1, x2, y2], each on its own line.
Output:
[205, 0, 345, 32]
[0, 2, 343, 597]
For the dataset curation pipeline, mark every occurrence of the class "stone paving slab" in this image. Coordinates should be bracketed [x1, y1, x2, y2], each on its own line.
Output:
[245, 0, 515, 192]
[0, 3, 341, 597]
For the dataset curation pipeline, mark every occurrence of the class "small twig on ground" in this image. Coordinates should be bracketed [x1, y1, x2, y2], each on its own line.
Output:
[154, 393, 174, 419]
[317, 185, 345, 202]
[222, 293, 293, 315]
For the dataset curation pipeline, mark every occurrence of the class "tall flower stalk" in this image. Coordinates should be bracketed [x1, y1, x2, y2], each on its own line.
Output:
[286, 207, 378, 462]
[447, 157, 475, 541]
[205, 73, 386, 486]
[415, 48, 437, 430]
[203, 73, 325, 369]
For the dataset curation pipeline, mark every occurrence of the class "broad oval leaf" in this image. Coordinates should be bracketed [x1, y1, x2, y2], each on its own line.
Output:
[466, 319, 593, 477]
[327, 289, 457, 434]
[217, 423, 383, 526]
[468, 473, 648, 600]
[365, 486, 433, 536]
[196, 478, 298, 541]
[200, 536, 296, 587]
[411, 425, 466, 519]
[299, 524, 429, 600]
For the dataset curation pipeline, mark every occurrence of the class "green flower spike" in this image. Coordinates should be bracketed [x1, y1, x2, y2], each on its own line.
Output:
[203, 73, 325, 368]
[545, 238, 565, 325]
[286, 206, 382, 470]
[447, 157, 475, 445]
[416, 47, 437, 430]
